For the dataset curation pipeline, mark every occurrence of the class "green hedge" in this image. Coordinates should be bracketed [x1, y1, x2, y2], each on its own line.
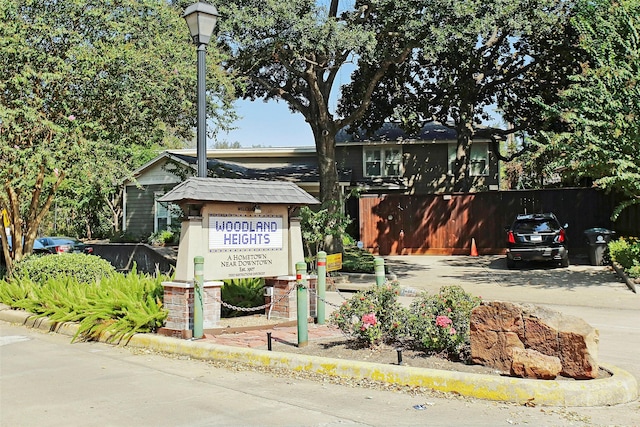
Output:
[13, 253, 116, 284]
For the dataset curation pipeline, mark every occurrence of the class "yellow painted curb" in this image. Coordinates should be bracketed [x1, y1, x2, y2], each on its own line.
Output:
[2, 304, 637, 407]
[127, 333, 639, 407]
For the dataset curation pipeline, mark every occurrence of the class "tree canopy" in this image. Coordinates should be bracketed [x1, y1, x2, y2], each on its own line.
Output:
[340, 0, 583, 192]
[218, 0, 429, 207]
[534, 0, 640, 217]
[0, 0, 235, 268]
[218, 0, 585, 200]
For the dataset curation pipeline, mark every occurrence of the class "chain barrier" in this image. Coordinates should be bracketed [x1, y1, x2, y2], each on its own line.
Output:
[307, 286, 343, 309]
[209, 277, 363, 313]
[211, 285, 297, 313]
[326, 274, 358, 301]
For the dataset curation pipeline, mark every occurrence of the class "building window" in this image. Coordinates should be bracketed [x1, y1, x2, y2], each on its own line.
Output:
[363, 147, 402, 177]
[154, 192, 181, 233]
[448, 143, 489, 176]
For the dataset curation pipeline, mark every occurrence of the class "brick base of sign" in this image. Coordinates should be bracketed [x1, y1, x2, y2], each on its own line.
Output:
[159, 281, 222, 339]
[264, 276, 316, 320]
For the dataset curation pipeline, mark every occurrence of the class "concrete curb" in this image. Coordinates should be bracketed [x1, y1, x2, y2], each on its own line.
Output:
[612, 262, 638, 293]
[2, 304, 637, 407]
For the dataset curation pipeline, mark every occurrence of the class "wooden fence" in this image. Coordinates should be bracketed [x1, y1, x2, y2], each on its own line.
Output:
[358, 188, 640, 255]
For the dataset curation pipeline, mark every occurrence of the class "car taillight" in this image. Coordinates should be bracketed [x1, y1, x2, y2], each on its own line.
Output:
[85, 247, 94, 254]
[555, 229, 566, 243]
[507, 231, 516, 244]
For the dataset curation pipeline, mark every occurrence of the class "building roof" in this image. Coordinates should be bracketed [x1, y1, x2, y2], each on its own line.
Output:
[158, 177, 320, 205]
[336, 121, 458, 143]
[169, 153, 352, 184]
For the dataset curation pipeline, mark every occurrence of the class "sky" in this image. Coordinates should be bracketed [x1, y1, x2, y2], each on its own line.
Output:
[218, 59, 355, 149]
[220, 100, 315, 148]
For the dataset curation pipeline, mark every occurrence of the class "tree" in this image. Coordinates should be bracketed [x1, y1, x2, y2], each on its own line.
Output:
[340, 0, 583, 192]
[0, 0, 235, 269]
[535, 0, 640, 218]
[217, 0, 432, 209]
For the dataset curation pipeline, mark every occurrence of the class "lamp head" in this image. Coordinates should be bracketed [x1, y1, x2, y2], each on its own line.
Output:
[183, 2, 219, 45]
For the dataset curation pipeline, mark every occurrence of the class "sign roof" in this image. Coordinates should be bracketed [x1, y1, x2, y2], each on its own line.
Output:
[158, 177, 320, 205]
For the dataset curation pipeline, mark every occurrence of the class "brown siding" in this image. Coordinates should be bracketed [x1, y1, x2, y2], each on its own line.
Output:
[340, 142, 499, 194]
[359, 188, 637, 255]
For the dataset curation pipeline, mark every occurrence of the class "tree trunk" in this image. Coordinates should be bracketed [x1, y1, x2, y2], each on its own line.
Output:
[313, 125, 341, 213]
[453, 109, 476, 193]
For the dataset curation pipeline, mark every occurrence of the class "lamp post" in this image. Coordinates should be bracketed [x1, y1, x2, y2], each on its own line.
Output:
[183, 2, 220, 178]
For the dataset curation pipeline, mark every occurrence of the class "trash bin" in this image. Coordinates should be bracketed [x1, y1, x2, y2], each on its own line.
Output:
[584, 228, 616, 266]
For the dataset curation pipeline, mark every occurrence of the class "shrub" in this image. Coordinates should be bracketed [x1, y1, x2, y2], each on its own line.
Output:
[608, 237, 640, 278]
[148, 229, 179, 246]
[13, 253, 116, 285]
[406, 285, 482, 359]
[0, 269, 168, 342]
[300, 203, 351, 267]
[221, 277, 265, 317]
[341, 246, 389, 274]
[330, 283, 408, 347]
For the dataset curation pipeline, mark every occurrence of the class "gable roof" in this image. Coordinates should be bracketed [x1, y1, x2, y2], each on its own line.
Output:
[158, 177, 320, 206]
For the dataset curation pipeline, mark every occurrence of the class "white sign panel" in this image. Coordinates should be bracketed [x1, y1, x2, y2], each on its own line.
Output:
[209, 215, 283, 251]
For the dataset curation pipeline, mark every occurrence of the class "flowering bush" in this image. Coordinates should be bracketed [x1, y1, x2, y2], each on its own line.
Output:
[330, 283, 408, 347]
[406, 285, 481, 358]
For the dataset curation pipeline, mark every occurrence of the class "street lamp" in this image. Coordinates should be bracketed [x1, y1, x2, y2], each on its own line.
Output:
[183, 2, 220, 178]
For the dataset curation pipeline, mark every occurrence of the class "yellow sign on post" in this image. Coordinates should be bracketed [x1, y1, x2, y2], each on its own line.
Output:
[1, 209, 9, 228]
[326, 253, 342, 272]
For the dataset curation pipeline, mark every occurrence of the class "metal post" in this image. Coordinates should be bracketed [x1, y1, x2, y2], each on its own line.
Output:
[296, 261, 308, 347]
[316, 251, 327, 325]
[374, 257, 385, 286]
[196, 44, 207, 178]
[193, 256, 204, 339]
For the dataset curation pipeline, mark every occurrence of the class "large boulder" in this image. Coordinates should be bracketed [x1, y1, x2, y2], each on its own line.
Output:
[470, 301, 600, 379]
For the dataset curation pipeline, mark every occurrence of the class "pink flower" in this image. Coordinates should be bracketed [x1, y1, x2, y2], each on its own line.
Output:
[449, 327, 456, 335]
[54, 168, 59, 177]
[362, 313, 377, 327]
[68, 115, 76, 121]
[436, 315, 452, 327]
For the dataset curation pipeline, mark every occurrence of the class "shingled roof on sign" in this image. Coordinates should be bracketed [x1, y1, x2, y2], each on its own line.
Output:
[157, 177, 320, 205]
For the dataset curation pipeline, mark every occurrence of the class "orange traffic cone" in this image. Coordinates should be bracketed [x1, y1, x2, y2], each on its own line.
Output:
[471, 238, 479, 257]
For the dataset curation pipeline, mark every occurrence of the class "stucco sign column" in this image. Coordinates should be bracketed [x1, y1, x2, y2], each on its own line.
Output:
[156, 177, 319, 338]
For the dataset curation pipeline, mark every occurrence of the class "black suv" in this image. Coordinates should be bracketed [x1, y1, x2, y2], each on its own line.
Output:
[505, 213, 569, 269]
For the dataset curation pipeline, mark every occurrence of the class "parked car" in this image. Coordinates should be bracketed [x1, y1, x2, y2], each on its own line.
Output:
[505, 213, 569, 269]
[36, 237, 93, 255]
[1, 235, 46, 253]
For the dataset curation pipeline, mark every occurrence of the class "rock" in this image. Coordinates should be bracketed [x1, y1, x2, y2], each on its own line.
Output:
[510, 347, 562, 380]
[470, 302, 525, 373]
[470, 301, 600, 379]
[520, 304, 600, 379]
[470, 328, 524, 373]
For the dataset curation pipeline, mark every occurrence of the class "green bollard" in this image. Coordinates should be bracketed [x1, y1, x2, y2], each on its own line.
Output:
[296, 261, 308, 347]
[374, 257, 385, 286]
[316, 251, 327, 325]
[193, 256, 204, 339]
